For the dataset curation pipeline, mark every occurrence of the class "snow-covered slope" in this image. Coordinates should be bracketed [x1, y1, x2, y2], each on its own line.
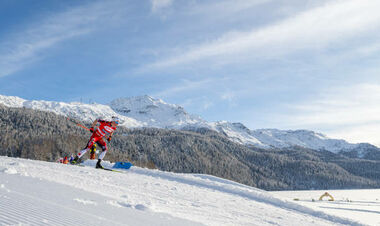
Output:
[207, 121, 377, 155]
[250, 129, 376, 154]
[0, 95, 142, 128]
[0, 156, 362, 226]
[0, 94, 376, 155]
[271, 189, 380, 226]
[209, 121, 267, 147]
[109, 95, 208, 128]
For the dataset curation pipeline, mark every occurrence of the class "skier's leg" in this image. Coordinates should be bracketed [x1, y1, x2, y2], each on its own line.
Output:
[72, 136, 97, 164]
[77, 148, 89, 158]
[77, 137, 96, 158]
[97, 140, 108, 160]
[96, 140, 108, 168]
[98, 149, 107, 160]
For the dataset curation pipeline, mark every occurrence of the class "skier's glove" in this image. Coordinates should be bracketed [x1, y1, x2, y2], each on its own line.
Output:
[90, 127, 94, 133]
[107, 136, 112, 142]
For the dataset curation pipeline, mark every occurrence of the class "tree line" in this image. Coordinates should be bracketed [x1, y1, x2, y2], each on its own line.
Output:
[1, 104, 379, 190]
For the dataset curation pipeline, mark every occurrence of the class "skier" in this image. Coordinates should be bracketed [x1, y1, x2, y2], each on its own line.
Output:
[71, 117, 120, 169]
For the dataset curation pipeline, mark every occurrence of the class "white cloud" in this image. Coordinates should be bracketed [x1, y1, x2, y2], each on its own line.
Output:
[180, 96, 214, 112]
[290, 84, 380, 126]
[151, 0, 173, 12]
[221, 91, 235, 102]
[328, 123, 380, 147]
[153, 79, 213, 98]
[146, 0, 380, 69]
[0, 1, 122, 78]
[285, 83, 380, 145]
[202, 100, 214, 110]
[184, 0, 271, 16]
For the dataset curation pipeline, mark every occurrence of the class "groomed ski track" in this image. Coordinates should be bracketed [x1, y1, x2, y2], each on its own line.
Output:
[0, 156, 364, 226]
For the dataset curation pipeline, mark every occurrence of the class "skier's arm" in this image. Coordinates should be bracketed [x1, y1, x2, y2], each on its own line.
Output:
[91, 119, 98, 128]
[90, 119, 98, 132]
[107, 132, 113, 142]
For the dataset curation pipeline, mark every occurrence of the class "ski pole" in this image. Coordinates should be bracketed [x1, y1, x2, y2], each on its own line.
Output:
[67, 117, 91, 131]
[76, 123, 91, 131]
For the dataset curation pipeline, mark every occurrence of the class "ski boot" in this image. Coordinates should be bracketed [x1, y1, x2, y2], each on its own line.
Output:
[70, 156, 82, 165]
[96, 159, 104, 169]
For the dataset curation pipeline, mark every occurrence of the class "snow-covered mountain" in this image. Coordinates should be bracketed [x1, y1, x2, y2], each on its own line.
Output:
[250, 129, 375, 154]
[0, 156, 364, 226]
[209, 121, 267, 147]
[207, 121, 378, 157]
[0, 94, 377, 156]
[109, 95, 208, 128]
[0, 94, 143, 128]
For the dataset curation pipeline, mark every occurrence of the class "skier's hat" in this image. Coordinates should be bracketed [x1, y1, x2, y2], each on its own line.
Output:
[111, 116, 120, 125]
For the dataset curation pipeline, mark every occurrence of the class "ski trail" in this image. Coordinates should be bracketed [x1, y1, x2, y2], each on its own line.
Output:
[128, 167, 364, 226]
[0, 157, 364, 226]
[0, 171, 201, 226]
[0, 182, 125, 226]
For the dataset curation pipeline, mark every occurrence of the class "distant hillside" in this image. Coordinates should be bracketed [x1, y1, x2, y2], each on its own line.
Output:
[2, 94, 380, 159]
[1, 104, 380, 190]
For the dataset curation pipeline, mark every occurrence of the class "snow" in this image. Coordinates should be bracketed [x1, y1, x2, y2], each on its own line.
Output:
[0, 94, 376, 154]
[271, 189, 380, 226]
[0, 95, 24, 108]
[109, 96, 207, 128]
[209, 121, 267, 148]
[2, 168, 17, 175]
[250, 129, 360, 152]
[0, 156, 366, 226]
[0, 94, 142, 128]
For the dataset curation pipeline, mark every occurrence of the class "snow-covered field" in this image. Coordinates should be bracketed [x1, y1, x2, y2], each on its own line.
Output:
[271, 189, 380, 226]
[0, 156, 370, 226]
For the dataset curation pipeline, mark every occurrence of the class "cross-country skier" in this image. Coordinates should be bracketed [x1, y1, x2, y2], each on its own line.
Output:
[71, 117, 120, 169]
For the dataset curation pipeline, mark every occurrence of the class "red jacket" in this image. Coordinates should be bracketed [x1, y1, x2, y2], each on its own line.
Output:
[94, 120, 116, 138]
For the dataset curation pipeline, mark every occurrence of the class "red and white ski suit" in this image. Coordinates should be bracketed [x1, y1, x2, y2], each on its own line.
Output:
[77, 120, 117, 160]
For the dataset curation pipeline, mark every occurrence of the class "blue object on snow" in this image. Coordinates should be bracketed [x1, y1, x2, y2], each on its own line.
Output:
[113, 162, 133, 169]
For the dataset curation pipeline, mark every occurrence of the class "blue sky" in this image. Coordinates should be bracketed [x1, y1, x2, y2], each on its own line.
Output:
[1, 0, 380, 145]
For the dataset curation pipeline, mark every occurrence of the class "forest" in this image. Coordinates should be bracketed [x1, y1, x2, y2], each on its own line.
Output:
[1, 104, 380, 190]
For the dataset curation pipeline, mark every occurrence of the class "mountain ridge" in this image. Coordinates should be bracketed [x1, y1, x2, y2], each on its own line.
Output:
[1, 94, 378, 158]
[2, 104, 380, 191]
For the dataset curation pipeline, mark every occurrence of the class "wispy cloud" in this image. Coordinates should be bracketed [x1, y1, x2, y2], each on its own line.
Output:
[152, 78, 214, 98]
[291, 84, 380, 125]
[151, 0, 173, 12]
[329, 123, 380, 146]
[0, 0, 123, 78]
[144, 0, 380, 70]
[180, 96, 214, 111]
[284, 83, 380, 144]
[184, 0, 271, 16]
